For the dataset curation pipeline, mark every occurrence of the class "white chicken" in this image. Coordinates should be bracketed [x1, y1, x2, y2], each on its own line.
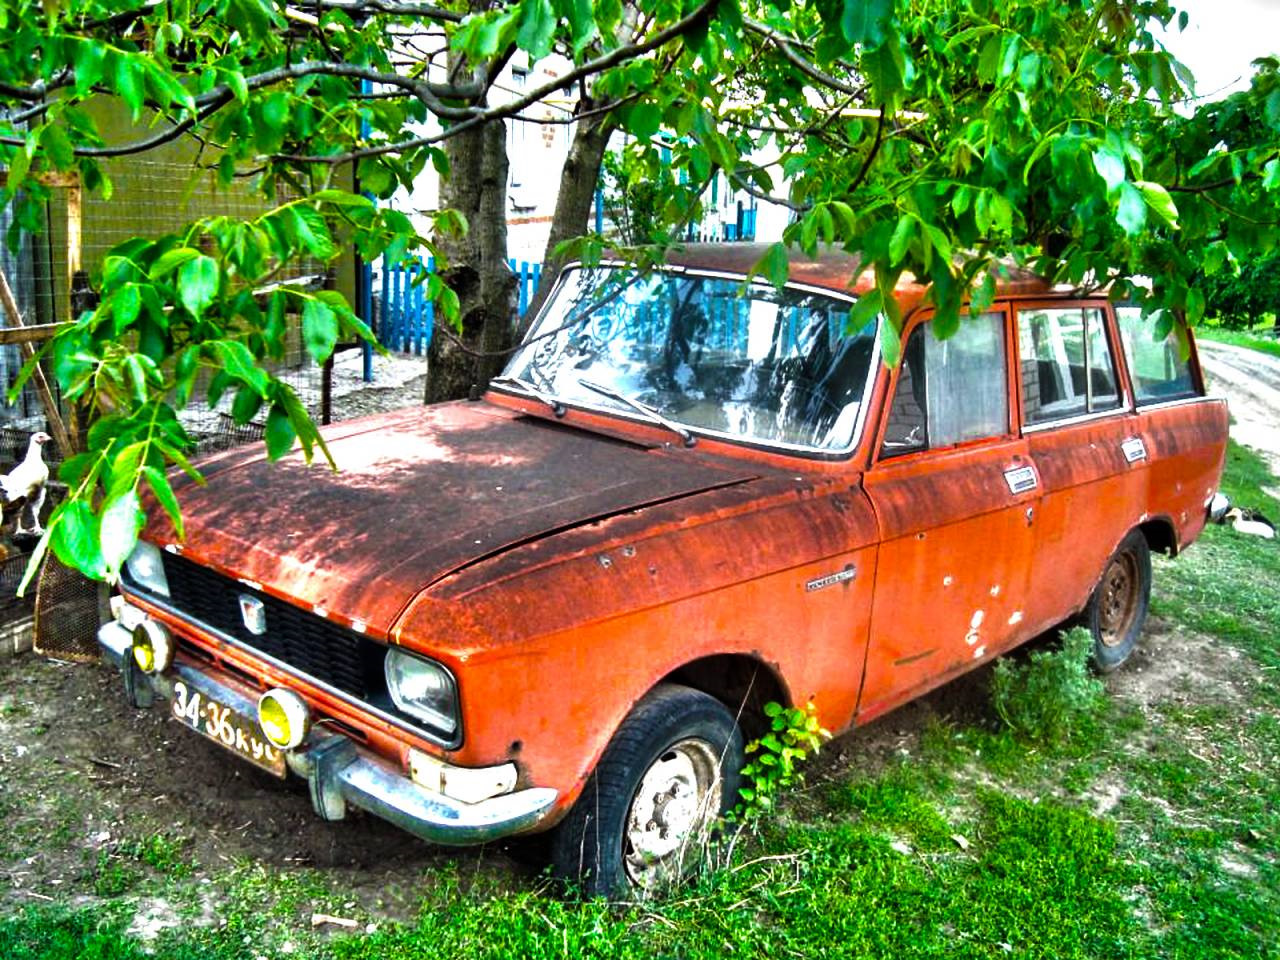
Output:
[1, 431, 51, 536]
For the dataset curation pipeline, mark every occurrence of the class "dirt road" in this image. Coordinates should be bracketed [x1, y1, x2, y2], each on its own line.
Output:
[1200, 340, 1280, 479]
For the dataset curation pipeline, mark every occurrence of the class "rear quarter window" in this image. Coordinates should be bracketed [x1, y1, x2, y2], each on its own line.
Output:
[1116, 307, 1199, 404]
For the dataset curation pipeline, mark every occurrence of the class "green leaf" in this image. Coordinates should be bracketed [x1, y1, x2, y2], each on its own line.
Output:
[1136, 181, 1179, 229]
[302, 298, 339, 364]
[752, 242, 790, 289]
[566, 0, 597, 53]
[846, 289, 883, 333]
[265, 404, 297, 460]
[150, 247, 200, 279]
[879, 313, 901, 367]
[211, 340, 268, 395]
[5, 138, 32, 189]
[51, 501, 106, 580]
[143, 465, 183, 539]
[40, 124, 74, 170]
[889, 214, 914, 265]
[1185, 287, 1206, 325]
[1017, 52, 1040, 91]
[288, 206, 336, 259]
[223, 68, 249, 104]
[73, 39, 106, 97]
[841, 0, 893, 47]
[113, 55, 144, 120]
[100, 490, 144, 581]
[1263, 158, 1280, 191]
[177, 255, 219, 318]
[262, 92, 289, 132]
[1092, 145, 1126, 193]
[516, 0, 556, 60]
[16, 525, 52, 596]
[231, 385, 263, 425]
[624, 102, 662, 141]
[112, 284, 141, 332]
[1115, 182, 1146, 235]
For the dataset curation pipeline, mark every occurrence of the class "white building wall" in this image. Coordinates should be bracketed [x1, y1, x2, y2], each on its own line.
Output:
[384, 43, 785, 267]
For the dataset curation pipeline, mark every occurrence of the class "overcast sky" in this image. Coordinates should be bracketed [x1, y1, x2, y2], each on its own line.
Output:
[1159, 0, 1280, 99]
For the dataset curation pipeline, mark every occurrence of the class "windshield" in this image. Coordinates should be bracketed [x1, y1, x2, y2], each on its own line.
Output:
[503, 266, 879, 451]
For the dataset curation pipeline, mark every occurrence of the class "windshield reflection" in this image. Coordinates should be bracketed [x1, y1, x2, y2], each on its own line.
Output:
[504, 266, 879, 451]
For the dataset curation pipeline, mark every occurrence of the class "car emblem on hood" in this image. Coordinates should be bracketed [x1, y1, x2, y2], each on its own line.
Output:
[239, 594, 267, 635]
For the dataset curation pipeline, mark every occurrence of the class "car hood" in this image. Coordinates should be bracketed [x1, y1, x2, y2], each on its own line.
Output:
[153, 401, 759, 635]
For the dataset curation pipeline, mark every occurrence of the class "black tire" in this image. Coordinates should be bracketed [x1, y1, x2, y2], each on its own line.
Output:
[1085, 529, 1152, 672]
[549, 683, 744, 898]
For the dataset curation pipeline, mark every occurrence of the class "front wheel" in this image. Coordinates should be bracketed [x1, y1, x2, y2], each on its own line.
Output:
[549, 683, 744, 898]
[1085, 529, 1152, 672]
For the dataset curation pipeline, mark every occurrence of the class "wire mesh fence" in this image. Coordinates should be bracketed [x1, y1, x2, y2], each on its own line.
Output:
[0, 160, 419, 637]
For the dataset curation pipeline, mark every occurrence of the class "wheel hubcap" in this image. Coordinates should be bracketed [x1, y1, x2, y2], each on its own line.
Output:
[624, 739, 722, 889]
[1098, 551, 1140, 648]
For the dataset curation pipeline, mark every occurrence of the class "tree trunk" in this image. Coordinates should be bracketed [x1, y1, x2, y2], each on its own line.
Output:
[520, 111, 615, 335]
[424, 115, 518, 404]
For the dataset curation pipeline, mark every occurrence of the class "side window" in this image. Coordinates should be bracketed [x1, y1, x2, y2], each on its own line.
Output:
[1116, 307, 1198, 403]
[880, 312, 1009, 457]
[1018, 308, 1122, 426]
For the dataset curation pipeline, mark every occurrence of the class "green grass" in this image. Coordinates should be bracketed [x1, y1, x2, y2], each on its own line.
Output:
[1194, 322, 1280, 359]
[4, 445, 1280, 959]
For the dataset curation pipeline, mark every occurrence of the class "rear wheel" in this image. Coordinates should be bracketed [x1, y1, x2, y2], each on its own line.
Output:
[1086, 530, 1151, 672]
[550, 683, 743, 898]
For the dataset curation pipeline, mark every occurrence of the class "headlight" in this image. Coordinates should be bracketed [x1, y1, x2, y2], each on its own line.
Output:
[384, 648, 458, 736]
[125, 541, 170, 597]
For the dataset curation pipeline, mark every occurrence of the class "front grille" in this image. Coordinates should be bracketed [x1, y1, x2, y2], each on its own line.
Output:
[154, 552, 384, 701]
[119, 550, 461, 748]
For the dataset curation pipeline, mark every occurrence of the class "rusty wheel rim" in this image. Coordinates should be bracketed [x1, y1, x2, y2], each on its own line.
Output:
[623, 739, 722, 890]
[1098, 551, 1140, 648]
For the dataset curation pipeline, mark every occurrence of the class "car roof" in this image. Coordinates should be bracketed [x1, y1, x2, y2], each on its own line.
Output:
[661, 243, 1060, 310]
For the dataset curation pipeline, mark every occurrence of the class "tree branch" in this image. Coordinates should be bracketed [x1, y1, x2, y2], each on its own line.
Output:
[743, 18, 865, 99]
[301, 0, 463, 22]
[280, 0, 721, 164]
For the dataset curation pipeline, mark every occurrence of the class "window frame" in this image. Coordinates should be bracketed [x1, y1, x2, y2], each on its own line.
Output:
[870, 305, 1018, 466]
[1013, 300, 1133, 433]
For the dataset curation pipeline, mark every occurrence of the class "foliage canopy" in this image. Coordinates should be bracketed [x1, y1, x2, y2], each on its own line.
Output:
[0, 0, 1277, 578]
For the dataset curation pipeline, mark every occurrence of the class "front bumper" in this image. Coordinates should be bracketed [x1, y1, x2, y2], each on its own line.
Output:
[98, 619, 557, 846]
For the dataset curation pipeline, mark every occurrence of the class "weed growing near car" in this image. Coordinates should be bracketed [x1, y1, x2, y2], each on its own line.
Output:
[990, 627, 1106, 744]
[734, 701, 830, 818]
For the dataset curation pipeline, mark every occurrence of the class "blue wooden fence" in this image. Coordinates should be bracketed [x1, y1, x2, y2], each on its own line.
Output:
[378, 256, 543, 356]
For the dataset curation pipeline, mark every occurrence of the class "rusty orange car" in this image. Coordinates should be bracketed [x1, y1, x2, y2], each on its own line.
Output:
[97, 244, 1228, 896]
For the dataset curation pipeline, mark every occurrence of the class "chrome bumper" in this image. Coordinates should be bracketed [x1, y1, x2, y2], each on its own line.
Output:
[98, 619, 558, 846]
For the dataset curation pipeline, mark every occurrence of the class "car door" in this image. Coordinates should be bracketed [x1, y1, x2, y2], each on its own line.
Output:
[1014, 302, 1144, 636]
[856, 307, 1040, 722]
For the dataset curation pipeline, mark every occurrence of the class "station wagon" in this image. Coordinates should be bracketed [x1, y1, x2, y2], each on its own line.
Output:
[97, 244, 1229, 895]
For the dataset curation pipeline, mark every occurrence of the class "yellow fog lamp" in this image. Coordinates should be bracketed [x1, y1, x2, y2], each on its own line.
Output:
[257, 688, 311, 750]
[130, 619, 173, 674]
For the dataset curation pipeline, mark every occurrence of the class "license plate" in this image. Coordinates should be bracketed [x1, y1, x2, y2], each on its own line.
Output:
[171, 679, 287, 777]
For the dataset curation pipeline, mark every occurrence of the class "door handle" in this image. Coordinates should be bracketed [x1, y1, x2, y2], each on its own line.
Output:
[1121, 437, 1147, 463]
[1003, 465, 1038, 494]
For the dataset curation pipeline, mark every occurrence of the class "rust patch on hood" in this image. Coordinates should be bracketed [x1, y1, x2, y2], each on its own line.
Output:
[153, 401, 760, 635]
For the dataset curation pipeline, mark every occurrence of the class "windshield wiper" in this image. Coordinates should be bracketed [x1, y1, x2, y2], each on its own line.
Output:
[490, 376, 566, 417]
[577, 378, 696, 448]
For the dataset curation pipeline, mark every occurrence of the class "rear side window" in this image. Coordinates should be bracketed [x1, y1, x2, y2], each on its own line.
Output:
[1018, 307, 1122, 425]
[1116, 307, 1198, 404]
[880, 312, 1008, 457]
